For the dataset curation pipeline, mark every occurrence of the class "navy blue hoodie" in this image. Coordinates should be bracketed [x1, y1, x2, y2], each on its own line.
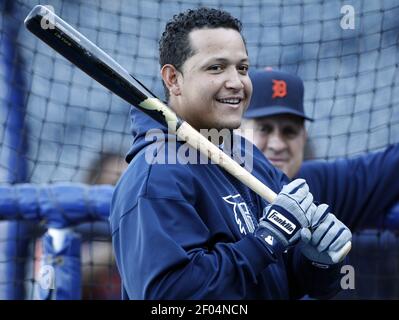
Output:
[109, 108, 343, 300]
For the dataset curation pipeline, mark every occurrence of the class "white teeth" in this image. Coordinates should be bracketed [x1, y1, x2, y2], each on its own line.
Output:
[217, 98, 241, 104]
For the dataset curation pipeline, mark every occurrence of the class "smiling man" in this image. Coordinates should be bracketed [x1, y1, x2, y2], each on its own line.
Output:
[109, 8, 351, 300]
[161, 27, 251, 131]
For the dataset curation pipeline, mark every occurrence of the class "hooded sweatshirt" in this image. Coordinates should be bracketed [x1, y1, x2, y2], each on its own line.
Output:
[109, 108, 343, 300]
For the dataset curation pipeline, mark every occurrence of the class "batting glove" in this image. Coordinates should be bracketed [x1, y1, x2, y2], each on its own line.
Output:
[254, 179, 314, 259]
[300, 206, 352, 266]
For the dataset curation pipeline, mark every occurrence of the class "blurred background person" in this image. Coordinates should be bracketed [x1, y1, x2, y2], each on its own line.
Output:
[80, 152, 127, 299]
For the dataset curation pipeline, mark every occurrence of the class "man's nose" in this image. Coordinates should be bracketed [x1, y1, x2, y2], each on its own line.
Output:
[267, 131, 287, 153]
[225, 69, 244, 90]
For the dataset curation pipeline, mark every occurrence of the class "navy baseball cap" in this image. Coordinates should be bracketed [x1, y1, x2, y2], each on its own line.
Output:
[245, 68, 313, 121]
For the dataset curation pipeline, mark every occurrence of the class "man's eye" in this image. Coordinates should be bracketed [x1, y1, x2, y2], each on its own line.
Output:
[238, 65, 249, 74]
[257, 125, 272, 134]
[283, 128, 299, 138]
[208, 65, 223, 71]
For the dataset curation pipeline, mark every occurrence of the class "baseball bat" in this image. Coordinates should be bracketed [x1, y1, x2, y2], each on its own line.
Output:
[24, 5, 351, 262]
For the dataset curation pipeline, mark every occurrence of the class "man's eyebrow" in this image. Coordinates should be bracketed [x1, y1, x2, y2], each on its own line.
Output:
[200, 57, 249, 66]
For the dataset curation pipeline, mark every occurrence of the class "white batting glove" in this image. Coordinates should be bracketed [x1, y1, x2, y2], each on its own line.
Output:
[300, 206, 352, 266]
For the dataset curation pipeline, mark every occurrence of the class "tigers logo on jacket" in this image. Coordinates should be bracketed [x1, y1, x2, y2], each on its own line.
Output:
[223, 194, 256, 235]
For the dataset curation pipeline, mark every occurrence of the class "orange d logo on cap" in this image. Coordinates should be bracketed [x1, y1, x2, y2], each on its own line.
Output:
[272, 80, 287, 99]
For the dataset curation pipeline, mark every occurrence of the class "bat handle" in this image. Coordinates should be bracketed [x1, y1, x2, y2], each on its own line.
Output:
[329, 241, 352, 264]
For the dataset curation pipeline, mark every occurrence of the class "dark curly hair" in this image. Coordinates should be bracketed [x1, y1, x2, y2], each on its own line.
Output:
[159, 7, 244, 101]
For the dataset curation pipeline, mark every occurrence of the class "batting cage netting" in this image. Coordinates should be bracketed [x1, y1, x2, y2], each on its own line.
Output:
[0, 0, 398, 299]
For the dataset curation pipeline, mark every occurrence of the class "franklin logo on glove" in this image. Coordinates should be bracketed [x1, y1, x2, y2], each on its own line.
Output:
[267, 209, 296, 234]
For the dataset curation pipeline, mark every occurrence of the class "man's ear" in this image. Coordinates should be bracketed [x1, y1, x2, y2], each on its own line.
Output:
[161, 64, 181, 97]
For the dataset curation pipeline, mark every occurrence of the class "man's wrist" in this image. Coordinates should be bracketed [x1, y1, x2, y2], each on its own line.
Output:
[254, 227, 286, 260]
